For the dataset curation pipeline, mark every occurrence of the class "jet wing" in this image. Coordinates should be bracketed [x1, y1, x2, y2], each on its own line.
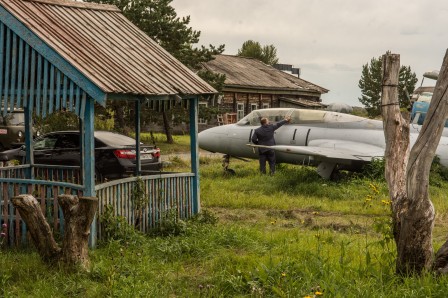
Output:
[247, 139, 384, 162]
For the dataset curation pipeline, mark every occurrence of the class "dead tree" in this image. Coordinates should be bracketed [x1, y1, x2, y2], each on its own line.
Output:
[381, 53, 411, 271]
[12, 194, 98, 269]
[382, 50, 448, 275]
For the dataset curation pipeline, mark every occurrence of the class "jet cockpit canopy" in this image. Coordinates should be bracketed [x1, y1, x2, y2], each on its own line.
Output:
[237, 108, 363, 126]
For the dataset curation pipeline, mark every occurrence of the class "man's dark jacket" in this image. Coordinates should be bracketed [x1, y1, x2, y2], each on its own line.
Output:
[251, 119, 288, 154]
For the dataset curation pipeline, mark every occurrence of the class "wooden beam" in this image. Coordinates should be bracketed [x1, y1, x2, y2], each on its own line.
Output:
[189, 96, 200, 214]
[135, 99, 141, 176]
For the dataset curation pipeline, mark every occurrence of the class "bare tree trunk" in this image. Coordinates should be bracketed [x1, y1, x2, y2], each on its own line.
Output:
[11, 195, 61, 263]
[403, 50, 448, 274]
[381, 54, 410, 250]
[162, 111, 174, 144]
[58, 195, 98, 269]
[12, 194, 98, 269]
[382, 50, 448, 275]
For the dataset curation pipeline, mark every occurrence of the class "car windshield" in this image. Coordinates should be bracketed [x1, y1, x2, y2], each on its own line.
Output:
[94, 131, 137, 146]
[0, 112, 25, 126]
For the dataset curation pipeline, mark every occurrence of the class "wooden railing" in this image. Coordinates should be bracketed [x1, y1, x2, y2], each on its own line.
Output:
[95, 173, 195, 238]
[0, 165, 197, 247]
[0, 164, 83, 247]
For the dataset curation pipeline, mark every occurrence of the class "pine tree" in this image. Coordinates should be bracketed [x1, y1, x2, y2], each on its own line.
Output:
[237, 40, 279, 65]
[358, 55, 417, 118]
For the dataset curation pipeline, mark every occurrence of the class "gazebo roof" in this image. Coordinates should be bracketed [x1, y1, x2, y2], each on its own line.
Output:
[0, 0, 215, 100]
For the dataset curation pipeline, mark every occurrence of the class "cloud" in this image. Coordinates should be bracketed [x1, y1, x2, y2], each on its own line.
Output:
[172, 0, 448, 104]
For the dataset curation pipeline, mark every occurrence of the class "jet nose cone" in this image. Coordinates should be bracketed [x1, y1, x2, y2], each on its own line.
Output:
[198, 126, 228, 152]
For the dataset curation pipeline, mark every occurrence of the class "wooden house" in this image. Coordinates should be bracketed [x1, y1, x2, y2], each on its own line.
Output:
[201, 54, 329, 124]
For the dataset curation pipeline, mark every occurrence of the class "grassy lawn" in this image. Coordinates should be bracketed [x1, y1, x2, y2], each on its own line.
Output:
[2, 156, 448, 297]
[138, 132, 191, 154]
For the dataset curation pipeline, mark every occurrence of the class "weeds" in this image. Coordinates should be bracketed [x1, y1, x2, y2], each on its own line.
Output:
[3, 157, 448, 296]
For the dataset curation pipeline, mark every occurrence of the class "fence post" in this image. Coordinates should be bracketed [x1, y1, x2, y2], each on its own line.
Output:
[189, 96, 200, 214]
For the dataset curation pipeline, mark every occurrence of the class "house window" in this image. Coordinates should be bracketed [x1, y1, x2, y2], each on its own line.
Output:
[250, 103, 258, 112]
[237, 103, 245, 120]
[262, 103, 270, 109]
[198, 102, 208, 124]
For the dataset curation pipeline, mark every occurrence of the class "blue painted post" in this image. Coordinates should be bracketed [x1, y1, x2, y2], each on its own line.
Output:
[24, 99, 34, 179]
[83, 98, 96, 247]
[42, 59, 48, 118]
[135, 99, 141, 176]
[35, 55, 42, 116]
[16, 38, 23, 108]
[4, 27, 10, 114]
[189, 96, 200, 214]
[83, 98, 95, 196]
[0, 23, 4, 115]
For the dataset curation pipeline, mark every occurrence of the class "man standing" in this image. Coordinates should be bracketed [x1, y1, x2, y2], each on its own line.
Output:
[251, 115, 291, 175]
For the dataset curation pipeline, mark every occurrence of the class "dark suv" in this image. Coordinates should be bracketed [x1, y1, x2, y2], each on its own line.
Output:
[0, 110, 26, 150]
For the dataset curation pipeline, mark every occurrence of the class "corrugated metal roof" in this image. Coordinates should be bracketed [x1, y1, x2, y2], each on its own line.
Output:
[279, 97, 327, 108]
[0, 0, 216, 97]
[202, 54, 328, 94]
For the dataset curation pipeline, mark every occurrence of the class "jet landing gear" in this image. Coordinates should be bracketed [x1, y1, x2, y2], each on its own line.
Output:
[316, 162, 338, 180]
[222, 154, 236, 175]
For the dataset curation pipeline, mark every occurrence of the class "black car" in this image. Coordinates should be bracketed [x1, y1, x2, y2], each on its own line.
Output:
[0, 131, 162, 181]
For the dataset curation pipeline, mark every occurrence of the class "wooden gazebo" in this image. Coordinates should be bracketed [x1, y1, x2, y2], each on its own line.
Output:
[0, 0, 216, 246]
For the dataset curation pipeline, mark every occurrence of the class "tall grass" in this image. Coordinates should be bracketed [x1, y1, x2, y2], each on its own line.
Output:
[2, 157, 448, 297]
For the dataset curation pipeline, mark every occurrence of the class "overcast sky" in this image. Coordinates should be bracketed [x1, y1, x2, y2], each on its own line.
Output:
[171, 0, 447, 106]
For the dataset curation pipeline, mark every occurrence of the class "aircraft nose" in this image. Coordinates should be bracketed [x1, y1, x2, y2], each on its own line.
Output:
[198, 126, 228, 152]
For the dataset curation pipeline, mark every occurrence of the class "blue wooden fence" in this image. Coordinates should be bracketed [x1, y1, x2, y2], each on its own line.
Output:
[0, 165, 83, 247]
[0, 165, 196, 247]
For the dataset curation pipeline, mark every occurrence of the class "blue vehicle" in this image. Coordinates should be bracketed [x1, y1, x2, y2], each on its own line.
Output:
[409, 71, 448, 126]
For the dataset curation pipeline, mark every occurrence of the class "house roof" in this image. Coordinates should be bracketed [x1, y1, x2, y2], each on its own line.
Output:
[279, 97, 327, 108]
[0, 0, 216, 97]
[202, 54, 328, 95]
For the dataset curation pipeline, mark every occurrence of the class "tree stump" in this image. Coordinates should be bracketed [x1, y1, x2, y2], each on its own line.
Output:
[12, 194, 98, 269]
[11, 194, 61, 263]
[58, 195, 98, 268]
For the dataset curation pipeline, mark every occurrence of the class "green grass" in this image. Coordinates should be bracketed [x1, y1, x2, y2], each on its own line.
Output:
[3, 157, 448, 297]
[138, 132, 191, 154]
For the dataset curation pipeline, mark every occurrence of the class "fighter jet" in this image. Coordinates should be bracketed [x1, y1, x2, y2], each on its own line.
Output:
[198, 108, 448, 179]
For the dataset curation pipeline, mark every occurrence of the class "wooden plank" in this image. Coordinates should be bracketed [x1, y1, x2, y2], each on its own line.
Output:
[189, 97, 200, 214]
[42, 59, 49, 117]
[62, 74, 67, 109]
[55, 69, 61, 110]
[16, 38, 23, 108]
[53, 185, 58, 230]
[79, 91, 86, 120]
[14, 185, 19, 246]
[28, 48, 36, 110]
[83, 99, 95, 197]
[74, 85, 80, 116]
[4, 27, 11, 114]
[68, 80, 74, 111]
[58, 186, 64, 236]
[35, 54, 42, 116]
[8, 184, 15, 245]
[0, 23, 4, 115]
[10, 33, 17, 109]
[49, 64, 54, 114]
